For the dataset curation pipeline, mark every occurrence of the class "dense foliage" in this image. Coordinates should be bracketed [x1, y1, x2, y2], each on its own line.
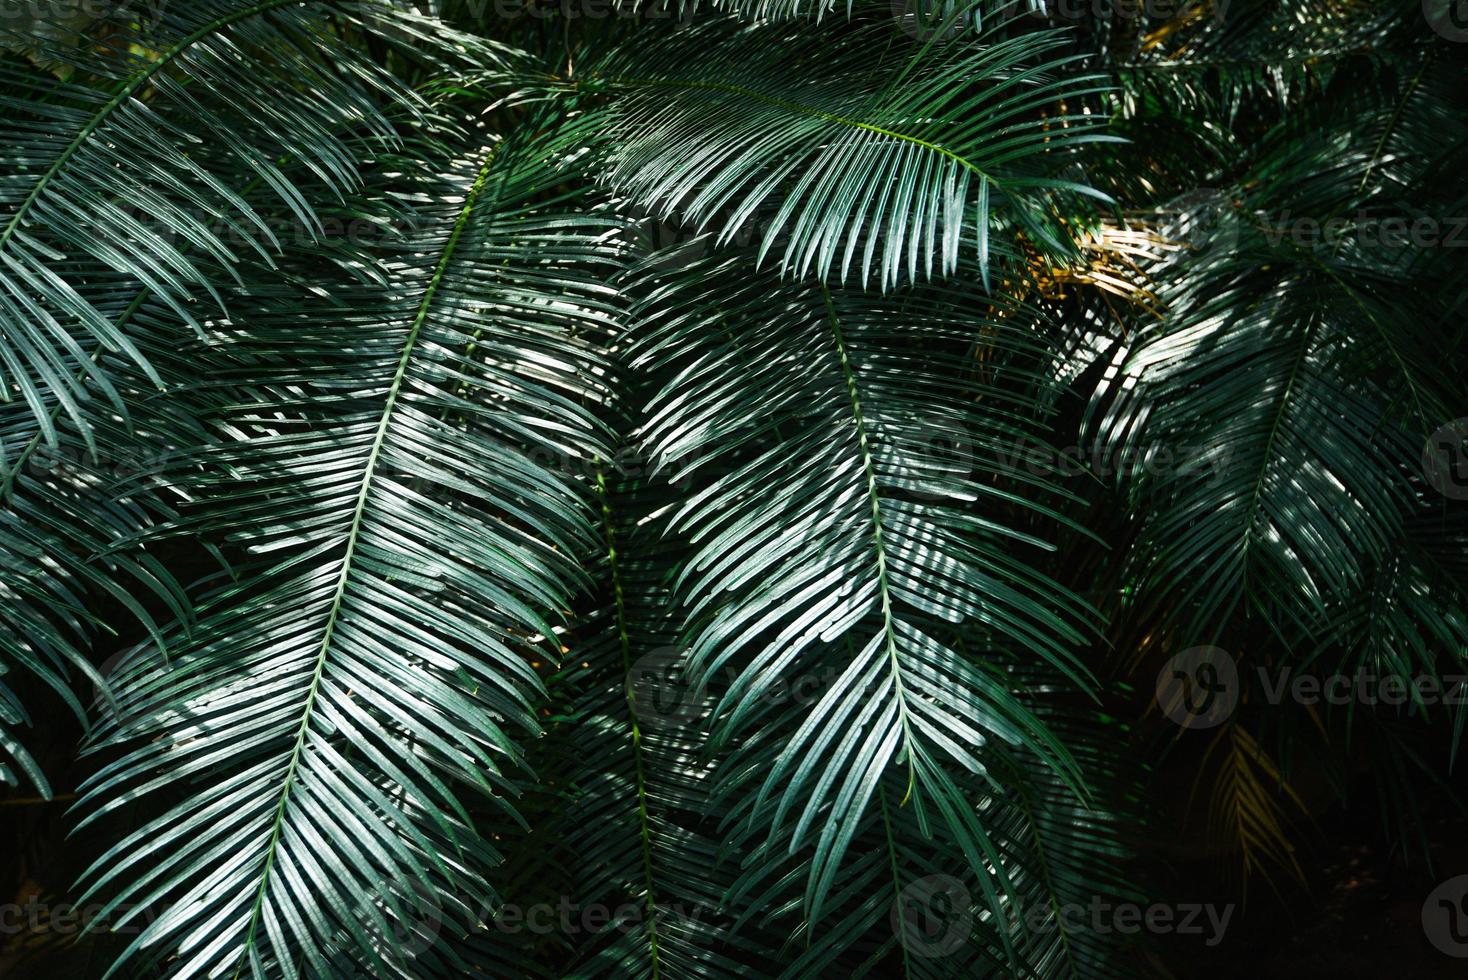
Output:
[0, 0, 1464, 976]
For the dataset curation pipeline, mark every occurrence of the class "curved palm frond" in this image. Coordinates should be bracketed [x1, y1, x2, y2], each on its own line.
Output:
[562, 14, 1113, 290]
[540, 467, 781, 978]
[0, 277, 191, 795]
[1086, 57, 1463, 641]
[70, 119, 625, 978]
[0, 2, 1459, 976]
[625, 242, 1102, 945]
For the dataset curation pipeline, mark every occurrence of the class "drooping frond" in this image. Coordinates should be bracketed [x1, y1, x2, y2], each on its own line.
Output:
[541, 467, 780, 977]
[625, 242, 1102, 940]
[718, 699, 1141, 977]
[567, 14, 1112, 290]
[72, 121, 626, 978]
[0, 279, 188, 795]
[1085, 56, 1464, 641]
[1197, 724, 1308, 895]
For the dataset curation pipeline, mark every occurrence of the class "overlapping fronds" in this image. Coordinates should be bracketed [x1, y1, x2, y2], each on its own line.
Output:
[0, 0, 485, 445]
[1086, 57, 1463, 641]
[0, 3, 1462, 976]
[0, 277, 189, 794]
[571, 15, 1113, 290]
[625, 243, 1103, 943]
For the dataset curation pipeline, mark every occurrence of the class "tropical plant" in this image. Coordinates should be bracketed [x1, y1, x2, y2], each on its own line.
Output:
[0, 0, 1464, 977]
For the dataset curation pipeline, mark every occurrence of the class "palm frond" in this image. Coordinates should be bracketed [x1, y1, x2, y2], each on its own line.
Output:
[567, 14, 1112, 290]
[0, 278, 189, 796]
[71, 121, 625, 978]
[1085, 60, 1463, 640]
[625, 242, 1102, 943]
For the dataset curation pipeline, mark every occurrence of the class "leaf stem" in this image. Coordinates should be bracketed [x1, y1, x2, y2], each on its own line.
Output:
[596, 465, 662, 978]
[231, 140, 501, 978]
[822, 284, 917, 806]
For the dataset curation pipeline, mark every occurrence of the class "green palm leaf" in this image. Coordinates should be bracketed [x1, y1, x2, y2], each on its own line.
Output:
[72, 122, 624, 978]
[0, 279, 188, 795]
[568, 14, 1112, 290]
[626, 242, 1101, 938]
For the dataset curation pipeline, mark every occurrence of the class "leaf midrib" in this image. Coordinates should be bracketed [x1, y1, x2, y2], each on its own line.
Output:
[231, 141, 502, 978]
[597, 76, 1002, 185]
[821, 285, 917, 806]
[597, 466, 663, 979]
